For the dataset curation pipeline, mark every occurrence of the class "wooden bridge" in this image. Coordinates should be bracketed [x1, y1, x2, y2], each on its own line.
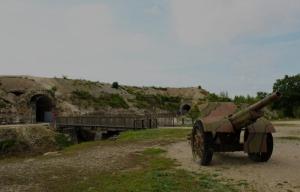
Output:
[55, 113, 178, 142]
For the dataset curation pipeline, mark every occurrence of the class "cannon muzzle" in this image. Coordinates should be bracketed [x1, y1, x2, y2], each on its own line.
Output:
[229, 92, 281, 130]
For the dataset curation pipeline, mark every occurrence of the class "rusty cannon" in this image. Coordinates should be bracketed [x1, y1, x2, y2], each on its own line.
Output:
[191, 92, 281, 165]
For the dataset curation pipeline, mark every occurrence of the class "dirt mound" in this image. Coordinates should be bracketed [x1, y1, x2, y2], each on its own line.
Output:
[0, 124, 60, 156]
[0, 75, 208, 117]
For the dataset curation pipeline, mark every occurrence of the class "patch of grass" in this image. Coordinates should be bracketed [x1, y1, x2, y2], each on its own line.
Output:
[0, 139, 16, 152]
[71, 90, 129, 109]
[60, 148, 238, 192]
[134, 92, 181, 111]
[118, 128, 191, 142]
[55, 134, 73, 150]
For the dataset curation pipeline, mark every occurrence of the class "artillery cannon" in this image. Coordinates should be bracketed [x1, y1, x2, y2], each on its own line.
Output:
[191, 92, 281, 166]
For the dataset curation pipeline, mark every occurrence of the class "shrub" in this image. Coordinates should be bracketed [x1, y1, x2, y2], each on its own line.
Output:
[293, 106, 300, 119]
[207, 93, 232, 102]
[0, 100, 7, 108]
[112, 82, 119, 89]
[48, 86, 57, 97]
[273, 74, 300, 117]
[55, 134, 73, 150]
[0, 139, 16, 153]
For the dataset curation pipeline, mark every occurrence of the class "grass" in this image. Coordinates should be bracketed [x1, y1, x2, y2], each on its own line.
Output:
[134, 92, 181, 111]
[71, 90, 129, 109]
[62, 128, 191, 154]
[118, 128, 191, 142]
[1, 129, 248, 192]
[59, 148, 238, 192]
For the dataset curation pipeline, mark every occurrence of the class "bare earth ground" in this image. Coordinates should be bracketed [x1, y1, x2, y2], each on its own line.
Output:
[166, 121, 300, 192]
[0, 142, 153, 192]
[0, 122, 299, 192]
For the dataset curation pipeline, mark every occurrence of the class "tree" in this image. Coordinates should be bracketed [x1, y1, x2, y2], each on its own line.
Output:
[272, 74, 300, 117]
[187, 106, 201, 124]
[207, 92, 232, 102]
[256, 92, 268, 100]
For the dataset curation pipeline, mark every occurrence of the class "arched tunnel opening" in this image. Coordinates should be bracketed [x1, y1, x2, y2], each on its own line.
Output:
[180, 104, 191, 115]
[31, 95, 53, 123]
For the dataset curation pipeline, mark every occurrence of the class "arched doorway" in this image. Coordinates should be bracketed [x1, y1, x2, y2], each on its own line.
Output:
[180, 104, 191, 115]
[30, 95, 53, 123]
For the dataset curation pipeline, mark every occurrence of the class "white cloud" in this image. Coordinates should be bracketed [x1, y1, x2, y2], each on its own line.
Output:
[170, 0, 300, 46]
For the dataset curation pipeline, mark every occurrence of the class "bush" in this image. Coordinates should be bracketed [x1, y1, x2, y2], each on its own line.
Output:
[293, 106, 300, 119]
[273, 74, 300, 117]
[0, 100, 7, 108]
[0, 139, 16, 153]
[112, 82, 119, 89]
[55, 134, 73, 150]
[187, 106, 201, 124]
[207, 93, 232, 102]
[48, 86, 57, 97]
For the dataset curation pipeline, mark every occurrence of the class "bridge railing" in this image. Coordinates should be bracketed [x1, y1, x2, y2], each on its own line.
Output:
[56, 115, 157, 130]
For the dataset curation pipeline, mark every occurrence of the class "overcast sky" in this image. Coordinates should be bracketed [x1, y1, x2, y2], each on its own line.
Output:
[1, 0, 300, 96]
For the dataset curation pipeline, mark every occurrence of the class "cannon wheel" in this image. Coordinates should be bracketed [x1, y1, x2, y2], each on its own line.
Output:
[191, 121, 214, 166]
[245, 131, 273, 162]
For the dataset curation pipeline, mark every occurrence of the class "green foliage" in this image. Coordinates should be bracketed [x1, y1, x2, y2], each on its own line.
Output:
[72, 79, 100, 88]
[118, 128, 190, 142]
[134, 93, 181, 111]
[48, 86, 57, 97]
[207, 92, 232, 102]
[273, 74, 300, 117]
[187, 106, 201, 123]
[0, 99, 7, 108]
[293, 106, 300, 118]
[71, 90, 129, 109]
[151, 86, 168, 91]
[62, 148, 238, 192]
[0, 139, 16, 153]
[55, 134, 73, 150]
[233, 95, 256, 105]
[112, 81, 119, 89]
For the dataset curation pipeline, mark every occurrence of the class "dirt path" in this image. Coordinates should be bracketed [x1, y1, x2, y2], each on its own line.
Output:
[165, 123, 300, 192]
[0, 142, 152, 192]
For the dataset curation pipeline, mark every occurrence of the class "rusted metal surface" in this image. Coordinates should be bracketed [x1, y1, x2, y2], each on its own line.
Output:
[192, 92, 281, 165]
[229, 92, 281, 130]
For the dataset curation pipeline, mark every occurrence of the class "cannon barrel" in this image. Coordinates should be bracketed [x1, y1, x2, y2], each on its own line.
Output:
[229, 92, 281, 130]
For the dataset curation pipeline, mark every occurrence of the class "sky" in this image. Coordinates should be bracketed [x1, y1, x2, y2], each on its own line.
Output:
[1, 0, 300, 96]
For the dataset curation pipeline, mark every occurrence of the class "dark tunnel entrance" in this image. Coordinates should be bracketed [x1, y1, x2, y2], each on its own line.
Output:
[180, 104, 191, 115]
[31, 95, 53, 123]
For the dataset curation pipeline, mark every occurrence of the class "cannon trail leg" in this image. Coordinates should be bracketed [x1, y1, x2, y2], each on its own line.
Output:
[191, 121, 214, 166]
